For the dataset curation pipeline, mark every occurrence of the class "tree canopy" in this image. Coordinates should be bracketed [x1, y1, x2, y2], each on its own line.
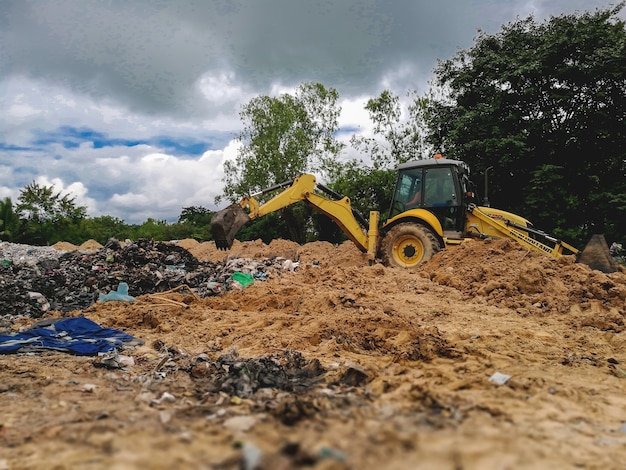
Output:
[221, 82, 344, 201]
[220, 82, 344, 243]
[15, 181, 88, 244]
[426, 3, 626, 244]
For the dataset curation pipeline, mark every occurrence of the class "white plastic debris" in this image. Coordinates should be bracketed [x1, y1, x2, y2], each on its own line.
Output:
[223, 415, 257, 432]
[282, 259, 299, 272]
[488, 371, 511, 385]
[81, 383, 97, 393]
[152, 392, 176, 405]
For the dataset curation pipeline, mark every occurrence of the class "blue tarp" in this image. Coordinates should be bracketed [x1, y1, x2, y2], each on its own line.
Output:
[0, 317, 140, 356]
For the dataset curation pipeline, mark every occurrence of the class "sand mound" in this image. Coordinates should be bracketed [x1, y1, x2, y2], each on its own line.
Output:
[52, 241, 79, 251]
[79, 239, 104, 250]
[2, 236, 626, 469]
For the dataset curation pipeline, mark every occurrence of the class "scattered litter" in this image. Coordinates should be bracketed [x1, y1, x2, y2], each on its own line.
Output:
[27, 292, 50, 312]
[207, 281, 222, 294]
[81, 383, 97, 393]
[99, 282, 135, 303]
[318, 446, 347, 462]
[0, 317, 142, 356]
[152, 392, 176, 405]
[231, 271, 254, 288]
[282, 259, 299, 272]
[223, 415, 257, 432]
[159, 410, 173, 425]
[240, 441, 263, 470]
[0, 238, 302, 322]
[488, 371, 512, 385]
[95, 350, 135, 369]
[192, 349, 326, 399]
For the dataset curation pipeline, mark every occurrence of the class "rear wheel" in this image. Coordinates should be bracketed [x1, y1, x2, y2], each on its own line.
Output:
[379, 223, 442, 268]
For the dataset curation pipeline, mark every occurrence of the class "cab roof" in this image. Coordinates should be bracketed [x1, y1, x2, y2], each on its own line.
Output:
[397, 158, 466, 171]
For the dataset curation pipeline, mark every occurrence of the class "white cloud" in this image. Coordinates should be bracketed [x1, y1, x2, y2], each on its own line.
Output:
[0, 0, 622, 226]
[84, 139, 242, 222]
[199, 71, 247, 104]
[34, 176, 98, 216]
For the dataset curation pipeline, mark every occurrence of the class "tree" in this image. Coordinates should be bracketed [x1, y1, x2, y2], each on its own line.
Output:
[177, 206, 214, 240]
[135, 218, 168, 240]
[220, 82, 344, 244]
[16, 181, 87, 244]
[80, 215, 132, 244]
[426, 4, 626, 245]
[329, 160, 397, 221]
[178, 206, 212, 226]
[350, 89, 433, 169]
[331, 89, 435, 219]
[0, 197, 22, 242]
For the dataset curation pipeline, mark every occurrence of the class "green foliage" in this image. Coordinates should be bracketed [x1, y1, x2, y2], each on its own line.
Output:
[219, 82, 345, 244]
[178, 206, 212, 226]
[15, 181, 87, 245]
[236, 212, 291, 244]
[350, 89, 433, 168]
[221, 82, 344, 201]
[135, 218, 168, 240]
[5, 186, 218, 246]
[0, 197, 22, 242]
[177, 206, 214, 240]
[329, 89, 432, 222]
[427, 3, 626, 245]
[80, 215, 133, 245]
[328, 160, 397, 220]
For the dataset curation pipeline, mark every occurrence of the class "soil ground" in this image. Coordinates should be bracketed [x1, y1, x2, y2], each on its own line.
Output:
[1, 237, 625, 470]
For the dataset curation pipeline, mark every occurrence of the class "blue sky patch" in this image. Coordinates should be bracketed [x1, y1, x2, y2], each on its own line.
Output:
[0, 142, 36, 152]
[337, 125, 360, 136]
[29, 126, 222, 156]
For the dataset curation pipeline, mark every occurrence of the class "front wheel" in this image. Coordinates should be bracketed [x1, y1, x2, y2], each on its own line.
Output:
[379, 223, 442, 268]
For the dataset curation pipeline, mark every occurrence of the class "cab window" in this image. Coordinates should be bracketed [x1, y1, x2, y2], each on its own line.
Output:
[389, 168, 422, 217]
[423, 167, 458, 207]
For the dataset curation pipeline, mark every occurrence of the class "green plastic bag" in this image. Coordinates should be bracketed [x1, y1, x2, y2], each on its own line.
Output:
[231, 272, 254, 288]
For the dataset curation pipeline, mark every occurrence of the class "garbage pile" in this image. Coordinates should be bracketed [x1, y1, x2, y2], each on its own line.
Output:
[187, 348, 326, 398]
[0, 238, 287, 321]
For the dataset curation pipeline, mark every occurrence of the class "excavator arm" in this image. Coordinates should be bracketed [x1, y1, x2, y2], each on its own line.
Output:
[211, 174, 379, 254]
[467, 204, 580, 258]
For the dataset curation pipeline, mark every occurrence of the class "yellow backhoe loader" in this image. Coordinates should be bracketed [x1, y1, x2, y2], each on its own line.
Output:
[211, 156, 618, 272]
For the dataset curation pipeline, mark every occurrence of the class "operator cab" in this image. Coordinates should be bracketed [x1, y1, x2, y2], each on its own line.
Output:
[389, 156, 476, 239]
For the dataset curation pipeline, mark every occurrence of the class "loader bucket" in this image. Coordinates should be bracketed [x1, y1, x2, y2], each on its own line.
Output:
[210, 203, 251, 250]
[577, 234, 619, 273]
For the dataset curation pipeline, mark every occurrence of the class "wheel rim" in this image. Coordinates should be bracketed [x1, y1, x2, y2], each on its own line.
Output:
[392, 234, 424, 267]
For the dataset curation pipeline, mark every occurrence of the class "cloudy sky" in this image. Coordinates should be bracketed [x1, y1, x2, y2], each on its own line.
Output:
[1, 0, 623, 224]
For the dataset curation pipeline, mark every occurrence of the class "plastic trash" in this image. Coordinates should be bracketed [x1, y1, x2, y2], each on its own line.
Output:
[231, 272, 254, 288]
[207, 281, 222, 294]
[488, 371, 511, 385]
[99, 282, 135, 303]
[28, 292, 51, 312]
[282, 259, 299, 272]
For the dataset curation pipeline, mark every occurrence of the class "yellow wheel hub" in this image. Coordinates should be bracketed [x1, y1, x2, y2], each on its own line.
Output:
[392, 235, 424, 267]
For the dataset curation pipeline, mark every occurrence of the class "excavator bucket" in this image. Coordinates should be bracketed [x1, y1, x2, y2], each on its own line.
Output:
[577, 234, 619, 273]
[210, 203, 251, 250]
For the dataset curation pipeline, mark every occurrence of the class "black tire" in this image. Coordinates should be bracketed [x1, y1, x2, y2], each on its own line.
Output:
[379, 223, 442, 268]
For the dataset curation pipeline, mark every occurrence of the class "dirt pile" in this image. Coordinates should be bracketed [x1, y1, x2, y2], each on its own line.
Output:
[1, 237, 625, 470]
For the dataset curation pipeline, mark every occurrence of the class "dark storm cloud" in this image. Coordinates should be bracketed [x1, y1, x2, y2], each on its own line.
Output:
[0, 0, 532, 118]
